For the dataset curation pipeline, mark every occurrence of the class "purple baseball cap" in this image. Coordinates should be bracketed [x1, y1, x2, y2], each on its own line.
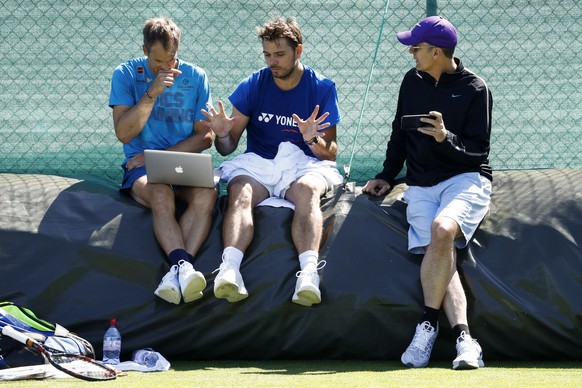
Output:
[396, 16, 458, 48]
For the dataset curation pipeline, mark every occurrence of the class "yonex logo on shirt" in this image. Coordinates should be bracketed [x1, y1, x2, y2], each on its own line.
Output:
[275, 115, 298, 127]
[258, 112, 299, 127]
[258, 112, 274, 122]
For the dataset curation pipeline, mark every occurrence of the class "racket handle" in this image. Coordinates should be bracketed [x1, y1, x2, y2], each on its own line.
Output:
[2, 325, 35, 347]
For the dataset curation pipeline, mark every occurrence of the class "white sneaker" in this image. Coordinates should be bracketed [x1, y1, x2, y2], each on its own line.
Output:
[292, 260, 326, 307]
[178, 260, 206, 303]
[401, 321, 439, 368]
[452, 331, 484, 370]
[213, 256, 248, 302]
[154, 265, 181, 304]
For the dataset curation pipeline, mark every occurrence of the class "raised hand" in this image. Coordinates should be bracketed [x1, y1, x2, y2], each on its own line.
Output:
[149, 68, 182, 98]
[292, 105, 330, 141]
[200, 100, 238, 139]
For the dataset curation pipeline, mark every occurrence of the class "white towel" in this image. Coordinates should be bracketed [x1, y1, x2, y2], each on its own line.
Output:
[219, 142, 342, 200]
[257, 197, 296, 209]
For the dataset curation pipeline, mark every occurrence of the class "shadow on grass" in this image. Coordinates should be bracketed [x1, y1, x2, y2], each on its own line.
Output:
[172, 360, 582, 375]
[170, 360, 474, 375]
[173, 360, 405, 375]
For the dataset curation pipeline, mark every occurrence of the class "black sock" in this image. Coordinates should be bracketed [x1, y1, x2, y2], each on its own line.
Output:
[168, 248, 190, 266]
[420, 306, 440, 329]
[453, 324, 470, 339]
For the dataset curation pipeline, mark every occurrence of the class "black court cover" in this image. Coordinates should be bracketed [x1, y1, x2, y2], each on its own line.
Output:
[0, 169, 580, 361]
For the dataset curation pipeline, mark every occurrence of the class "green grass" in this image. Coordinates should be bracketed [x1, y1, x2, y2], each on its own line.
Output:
[2, 361, 581, 387]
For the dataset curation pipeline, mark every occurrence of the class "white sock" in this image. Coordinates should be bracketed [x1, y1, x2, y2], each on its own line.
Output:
[298, 250, 318, 273]
[223, 246, 244, 268]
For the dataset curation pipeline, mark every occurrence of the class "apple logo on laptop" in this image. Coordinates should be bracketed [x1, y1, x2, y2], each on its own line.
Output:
[175, 166, 184, 174]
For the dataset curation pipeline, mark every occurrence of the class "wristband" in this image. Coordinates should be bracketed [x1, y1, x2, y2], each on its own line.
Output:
[145, 90, 156, 101]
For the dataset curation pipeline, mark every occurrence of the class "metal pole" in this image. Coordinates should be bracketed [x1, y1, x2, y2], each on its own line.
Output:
[426, 0, 438, 16]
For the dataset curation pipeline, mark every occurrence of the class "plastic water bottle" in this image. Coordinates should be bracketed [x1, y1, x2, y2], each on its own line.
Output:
[132, 348, 159, 368]
[102, 318, 121, 364]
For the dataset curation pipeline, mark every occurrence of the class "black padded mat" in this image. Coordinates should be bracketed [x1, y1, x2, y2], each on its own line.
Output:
[0, 170, 581, 361]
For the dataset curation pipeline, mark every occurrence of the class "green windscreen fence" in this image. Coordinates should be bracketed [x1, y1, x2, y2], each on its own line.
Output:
[1, 1, 580, 185]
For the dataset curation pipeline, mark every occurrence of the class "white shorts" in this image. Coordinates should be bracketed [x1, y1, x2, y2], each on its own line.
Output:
[403, 172, 492, 254]
[219, 142, 342, 198]
[227, 164, 332, 198]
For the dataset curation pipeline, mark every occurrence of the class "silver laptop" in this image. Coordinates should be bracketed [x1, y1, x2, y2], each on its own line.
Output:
[144, 149, 219, 188]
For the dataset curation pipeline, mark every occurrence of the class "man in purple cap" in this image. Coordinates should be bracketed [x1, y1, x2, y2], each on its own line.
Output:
[363, 16, 492, 370]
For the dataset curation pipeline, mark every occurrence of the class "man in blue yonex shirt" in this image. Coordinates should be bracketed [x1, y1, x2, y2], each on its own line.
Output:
[109, 17, 216, 305]
[202, 17, 342, 306]
[364, 16, 492, 370]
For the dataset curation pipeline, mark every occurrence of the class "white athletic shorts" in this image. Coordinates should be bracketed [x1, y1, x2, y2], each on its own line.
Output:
[219, 142, 342, 198]
[403, 172, 492, 254]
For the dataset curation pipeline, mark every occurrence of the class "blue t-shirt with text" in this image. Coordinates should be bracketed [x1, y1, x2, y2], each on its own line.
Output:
[229, 66, 340, 159]
[109, 57, 212, 162]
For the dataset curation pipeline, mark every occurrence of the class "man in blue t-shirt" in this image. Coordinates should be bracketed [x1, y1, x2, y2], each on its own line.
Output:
[109, 17, 216, 305]
[201, 17, 342, 306]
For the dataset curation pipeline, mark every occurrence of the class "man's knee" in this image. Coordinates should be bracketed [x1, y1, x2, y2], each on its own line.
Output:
[430, 217, 459, 243]
[287, 176, 326, 204]
[132, 180, 173, 208]
[184, 187, 216, 206]
[228, 176, 267, 208]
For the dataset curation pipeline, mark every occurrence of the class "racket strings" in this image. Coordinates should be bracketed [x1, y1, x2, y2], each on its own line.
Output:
[50, 353, 117, 380]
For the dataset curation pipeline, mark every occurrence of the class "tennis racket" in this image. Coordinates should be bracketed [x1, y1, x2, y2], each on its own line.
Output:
[1, 325, 117, 381]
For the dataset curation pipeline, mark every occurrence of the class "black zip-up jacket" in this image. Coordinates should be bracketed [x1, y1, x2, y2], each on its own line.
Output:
[376, 58, 493, 187]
